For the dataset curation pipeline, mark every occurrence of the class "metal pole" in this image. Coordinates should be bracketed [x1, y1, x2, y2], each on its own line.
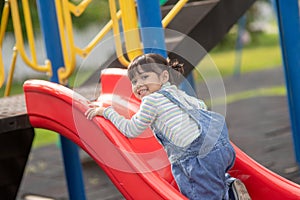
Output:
[234, 15, 247, 77]
[136, 0, 167, 57]
[275, 0, 300, 163]
[36, 1, 86, 199]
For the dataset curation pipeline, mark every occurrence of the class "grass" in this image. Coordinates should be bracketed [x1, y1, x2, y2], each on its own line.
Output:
[195, 33, 282, 79]
[1, 33, 283, 148]
[0, 82, 24, 96]
[32, 129, 59, 148]
[211, 86, 286, 107]
[208, 45, 282, 76]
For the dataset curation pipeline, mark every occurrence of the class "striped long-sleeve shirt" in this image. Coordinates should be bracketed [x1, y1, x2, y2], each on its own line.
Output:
[103, 82, 207, 147]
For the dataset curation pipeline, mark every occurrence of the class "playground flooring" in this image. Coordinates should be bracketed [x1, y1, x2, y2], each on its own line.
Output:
[16, 67, 300, 200]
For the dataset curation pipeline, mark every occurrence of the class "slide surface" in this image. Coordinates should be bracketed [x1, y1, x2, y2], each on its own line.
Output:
[24, 68, 300, 200]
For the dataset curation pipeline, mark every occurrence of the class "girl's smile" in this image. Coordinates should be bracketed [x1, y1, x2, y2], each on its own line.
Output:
[136, 87, 148, 97]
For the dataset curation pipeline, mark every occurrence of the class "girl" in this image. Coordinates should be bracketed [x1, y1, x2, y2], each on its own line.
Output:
[85, 53, 236, 200]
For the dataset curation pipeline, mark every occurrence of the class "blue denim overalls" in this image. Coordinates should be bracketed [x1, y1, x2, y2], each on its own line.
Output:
[152, 90, 236, 200]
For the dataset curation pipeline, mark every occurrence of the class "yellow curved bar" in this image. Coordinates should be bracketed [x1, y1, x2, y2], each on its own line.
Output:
[10, 0, 51, 73]
[109, 0, 130, 66]
[4, 46, 18, 97]
[0, 0, 9, 45]
[119, 0, 142, 61]
[0, 51, 4, 88]
[55, 0, 76, 84]
[57, 0, 126, 83]
[0, 0, 10, 88]
[162, 0, 189, 28]
[22, 0, 37, 64]
[75, 10, 122, 58]
[68, 0, 93, 17]
[64, 0, 123, 60]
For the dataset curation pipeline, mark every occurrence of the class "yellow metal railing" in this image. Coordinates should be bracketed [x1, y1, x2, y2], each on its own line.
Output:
[0, 0, 188, 90]
[55, 0, 77, 84]
[119, 0, 142, 61]
[0, 0, 52, 93]
[0, 0, 10, 88]
[68, 0, 93, 17]
[74, 10, 122, 58]
[162, 0, 189, 27]
[54, 0, 143, 82]
[10, 0, 52, 73]
[65, 0, 122, 58]
[61, 0, 188, 68]
[4, 47, 18, 97]
[109, 0, 130, 66]
[58, 0, 144, 68]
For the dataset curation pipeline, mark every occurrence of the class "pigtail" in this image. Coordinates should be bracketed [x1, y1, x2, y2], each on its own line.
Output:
[167, 58, 184, 85]
[167, 58, 184, 75]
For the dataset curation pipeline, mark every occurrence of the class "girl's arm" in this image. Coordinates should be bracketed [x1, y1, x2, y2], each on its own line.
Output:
[85, 97, 157, 138]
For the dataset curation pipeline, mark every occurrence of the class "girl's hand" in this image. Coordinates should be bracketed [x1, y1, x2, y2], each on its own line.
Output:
[85, 102, 106, 120]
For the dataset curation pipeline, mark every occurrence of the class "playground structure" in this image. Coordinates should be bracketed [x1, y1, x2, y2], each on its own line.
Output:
[23, 68, 300, 200]
[1, 0, 300, 199]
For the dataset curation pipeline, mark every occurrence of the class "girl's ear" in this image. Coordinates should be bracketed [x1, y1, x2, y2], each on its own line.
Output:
[160, 70, 170, 84]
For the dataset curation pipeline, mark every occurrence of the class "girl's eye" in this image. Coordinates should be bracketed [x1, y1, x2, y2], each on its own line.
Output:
[131, 80, 137, 85]
[141, 75, 148, 80]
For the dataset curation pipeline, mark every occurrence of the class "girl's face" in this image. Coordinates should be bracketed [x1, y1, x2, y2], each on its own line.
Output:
[131, 69, 169, 99]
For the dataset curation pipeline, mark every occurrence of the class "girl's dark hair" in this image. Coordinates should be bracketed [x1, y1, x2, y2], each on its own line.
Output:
[127, 53, 184, 85]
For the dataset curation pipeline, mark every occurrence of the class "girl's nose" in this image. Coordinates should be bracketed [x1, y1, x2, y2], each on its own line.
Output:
[136, 83, 143, 90]
[136, 79, 143, 87]
[133, 80, 142, 90]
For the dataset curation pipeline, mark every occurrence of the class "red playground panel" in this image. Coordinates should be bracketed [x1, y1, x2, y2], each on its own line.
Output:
[24, 68, 300, 199]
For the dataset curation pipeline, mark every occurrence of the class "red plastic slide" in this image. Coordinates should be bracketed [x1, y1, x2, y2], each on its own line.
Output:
[24, 68, 300, 199]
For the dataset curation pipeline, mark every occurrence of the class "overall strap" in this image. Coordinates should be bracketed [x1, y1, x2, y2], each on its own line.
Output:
[157, 90, 200, 126]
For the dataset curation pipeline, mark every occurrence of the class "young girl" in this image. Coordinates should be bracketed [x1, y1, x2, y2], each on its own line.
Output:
[85, 53, 236, 200]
